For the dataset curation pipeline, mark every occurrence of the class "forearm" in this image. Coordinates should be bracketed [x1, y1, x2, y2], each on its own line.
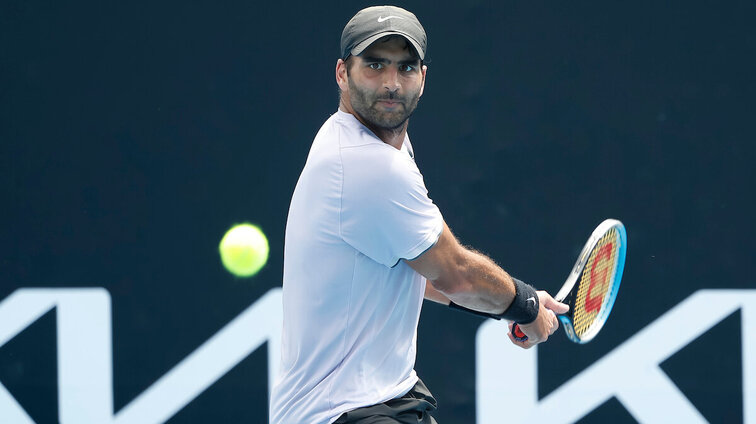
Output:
[423, 281, 451, 305]
[409, 222, 520, 315]
[432, 248, 516, 315]
[408, 221, 565, 346]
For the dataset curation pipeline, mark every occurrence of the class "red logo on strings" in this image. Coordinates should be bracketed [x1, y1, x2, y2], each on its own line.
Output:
[585, 243, 613, 313]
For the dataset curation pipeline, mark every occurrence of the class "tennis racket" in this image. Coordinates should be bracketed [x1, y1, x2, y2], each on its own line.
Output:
[512, 218, 627, 344]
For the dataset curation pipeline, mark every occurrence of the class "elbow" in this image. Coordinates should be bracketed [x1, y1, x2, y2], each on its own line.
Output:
[410, 224, 476, 297]
[428, 256, 473, 296]
[430, 249, 474, 296]
[428, 277, 457, 295]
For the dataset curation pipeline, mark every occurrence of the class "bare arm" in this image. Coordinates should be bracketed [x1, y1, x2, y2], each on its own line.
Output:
[408, 222, 516, 314]
[423, 281, 450, 305]
[407, 221, 568, 347]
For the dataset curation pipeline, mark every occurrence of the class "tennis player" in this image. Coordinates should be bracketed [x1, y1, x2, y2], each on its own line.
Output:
[269, 6, 569, 423]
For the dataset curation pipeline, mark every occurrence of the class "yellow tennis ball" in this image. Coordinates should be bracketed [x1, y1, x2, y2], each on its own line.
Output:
[219, 223, 269, 277]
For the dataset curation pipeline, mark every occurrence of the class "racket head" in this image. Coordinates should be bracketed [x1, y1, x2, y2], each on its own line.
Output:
[556, 219, 627, 344]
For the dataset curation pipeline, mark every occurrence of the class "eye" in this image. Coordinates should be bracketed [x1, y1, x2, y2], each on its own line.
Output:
[399, 64, 416, 72]
[368, 63, 383, 70]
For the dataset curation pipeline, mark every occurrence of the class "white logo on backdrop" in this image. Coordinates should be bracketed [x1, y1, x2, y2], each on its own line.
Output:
[0, 288, 281, 424]
[477, 289, 756, 424]
[0, 289, 753, 423]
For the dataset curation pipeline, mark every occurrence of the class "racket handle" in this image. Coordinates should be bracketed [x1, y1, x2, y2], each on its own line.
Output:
[512, 323, 528, 342]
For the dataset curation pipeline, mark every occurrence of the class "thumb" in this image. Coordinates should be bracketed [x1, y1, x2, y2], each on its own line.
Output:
[541, 294, 569, 314]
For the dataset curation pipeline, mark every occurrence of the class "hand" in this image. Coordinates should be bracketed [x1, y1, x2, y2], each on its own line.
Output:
[507, 291, 569, 349]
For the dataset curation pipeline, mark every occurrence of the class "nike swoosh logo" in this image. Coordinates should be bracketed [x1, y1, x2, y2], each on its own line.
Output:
[377, 15, 403, 22]
[526, 297, 536, 306]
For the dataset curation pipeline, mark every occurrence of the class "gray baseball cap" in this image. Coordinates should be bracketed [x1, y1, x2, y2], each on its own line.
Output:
[340, 6, 427, 60]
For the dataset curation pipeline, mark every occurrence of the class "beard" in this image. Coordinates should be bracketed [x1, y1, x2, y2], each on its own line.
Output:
[347, 78, 422, 132]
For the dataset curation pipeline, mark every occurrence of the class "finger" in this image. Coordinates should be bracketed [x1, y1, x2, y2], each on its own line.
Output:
[541, 297, 569, 314]
[548, 310, 559, 334]
[542, 295, 570, 314]
[530, 333, 545, 346]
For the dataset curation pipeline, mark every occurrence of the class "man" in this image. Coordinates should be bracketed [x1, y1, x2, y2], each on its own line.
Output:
[269, 6, 568, 424]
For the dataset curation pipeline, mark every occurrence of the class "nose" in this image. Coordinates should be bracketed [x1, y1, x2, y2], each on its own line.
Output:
[382, 67, 400, 93]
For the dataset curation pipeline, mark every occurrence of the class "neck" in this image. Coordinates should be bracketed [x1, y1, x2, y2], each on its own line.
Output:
[339, 98, 407, 150]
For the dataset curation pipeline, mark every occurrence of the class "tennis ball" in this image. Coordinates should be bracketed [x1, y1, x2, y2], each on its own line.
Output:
[219, 223, 269, 277]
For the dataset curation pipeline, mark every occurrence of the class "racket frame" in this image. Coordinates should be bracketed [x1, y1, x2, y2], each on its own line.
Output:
[555, 219, 627, 344]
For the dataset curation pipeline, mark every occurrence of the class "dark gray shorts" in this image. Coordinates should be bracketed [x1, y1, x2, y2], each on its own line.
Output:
[334, 378, 438, 424]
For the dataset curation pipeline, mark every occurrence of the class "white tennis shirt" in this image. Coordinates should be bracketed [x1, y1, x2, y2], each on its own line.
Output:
[269, 110, 443, 424]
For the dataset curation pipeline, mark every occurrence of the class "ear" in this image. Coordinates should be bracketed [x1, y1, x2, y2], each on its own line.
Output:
[336, 59, 349, 92]
[419, 64, 428, 97]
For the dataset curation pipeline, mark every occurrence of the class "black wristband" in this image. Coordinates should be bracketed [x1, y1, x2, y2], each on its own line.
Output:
[498, 278, 539, 323]
[447, 278, 539, 323]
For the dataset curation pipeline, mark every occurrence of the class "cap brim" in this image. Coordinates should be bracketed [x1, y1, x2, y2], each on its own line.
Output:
[350, 31, 425, 60]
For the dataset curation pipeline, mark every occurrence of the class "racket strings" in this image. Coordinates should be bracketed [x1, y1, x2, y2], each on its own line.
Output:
[572, 228, 621, 338]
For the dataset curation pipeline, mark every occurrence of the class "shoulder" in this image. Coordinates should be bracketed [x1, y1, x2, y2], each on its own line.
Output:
[328, 112, 418, 180]
[343, 143, 421, 189]
[311, 111, 427, 199]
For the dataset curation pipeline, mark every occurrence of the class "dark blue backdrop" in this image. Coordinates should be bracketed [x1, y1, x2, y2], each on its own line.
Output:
[2, 1, 754, 423]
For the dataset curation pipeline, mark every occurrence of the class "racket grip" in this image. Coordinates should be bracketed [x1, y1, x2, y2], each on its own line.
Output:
[512, 323, 528, 342]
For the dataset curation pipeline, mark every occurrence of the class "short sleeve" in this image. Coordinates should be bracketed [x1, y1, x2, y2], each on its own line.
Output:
[340, 144, 443, 267]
